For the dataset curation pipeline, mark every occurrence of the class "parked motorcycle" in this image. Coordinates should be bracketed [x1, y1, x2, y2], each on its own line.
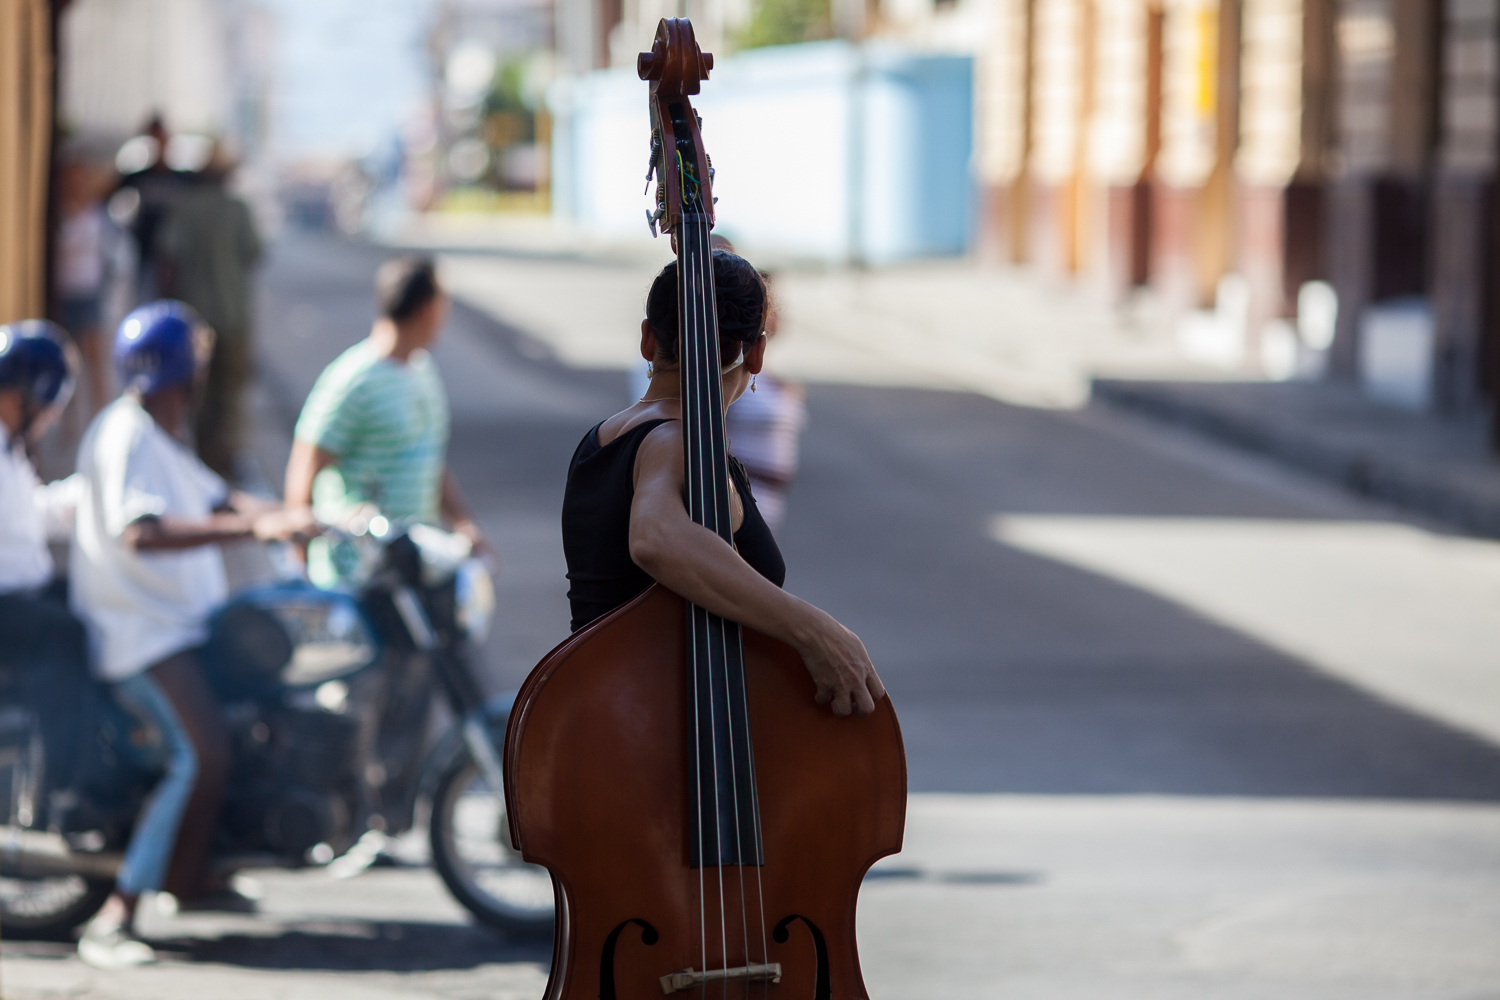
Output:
[0, 517, 555, 938]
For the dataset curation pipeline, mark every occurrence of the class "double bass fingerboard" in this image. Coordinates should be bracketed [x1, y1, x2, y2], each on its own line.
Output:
[670, 100, 765, 869]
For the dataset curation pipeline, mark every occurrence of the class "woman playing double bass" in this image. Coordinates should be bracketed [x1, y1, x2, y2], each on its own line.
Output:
[505, 20, 903, 999]
[561, 251, 886, 719]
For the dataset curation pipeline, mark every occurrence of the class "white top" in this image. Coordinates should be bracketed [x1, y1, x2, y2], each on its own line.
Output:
[0, 426, 75, 593]
[55, 207, 107, 295]
[71, 396, 229, 681]
[726, 376, 807, 483]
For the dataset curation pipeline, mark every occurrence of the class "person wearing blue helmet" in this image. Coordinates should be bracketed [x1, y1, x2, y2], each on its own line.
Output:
[69, 301, 317, 967]
[0, 320, 91, 832]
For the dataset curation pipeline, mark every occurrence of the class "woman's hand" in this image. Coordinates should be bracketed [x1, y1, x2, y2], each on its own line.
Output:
[791, 609, 886, 717]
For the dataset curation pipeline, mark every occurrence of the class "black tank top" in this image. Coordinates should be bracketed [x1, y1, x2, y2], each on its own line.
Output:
[562, 418, 786, 632]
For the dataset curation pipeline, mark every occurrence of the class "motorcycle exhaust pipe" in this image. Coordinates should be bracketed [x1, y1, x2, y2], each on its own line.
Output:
[0, 825, 121, 881]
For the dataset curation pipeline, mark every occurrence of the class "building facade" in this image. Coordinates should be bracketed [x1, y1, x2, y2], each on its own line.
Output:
[975, 0, 1497, 426]
[555, 0, 1500, 430]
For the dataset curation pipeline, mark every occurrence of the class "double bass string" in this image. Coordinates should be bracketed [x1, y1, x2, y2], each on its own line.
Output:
[699, 184, 771, 998]
[681, 193, 730, 994]
[696, 202, 756, 997]
[677, 175, 710, 995]
[689, 194, 744, 992]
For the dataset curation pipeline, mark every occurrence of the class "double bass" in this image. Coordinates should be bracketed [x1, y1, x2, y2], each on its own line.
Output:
[504, 19, 907, 999]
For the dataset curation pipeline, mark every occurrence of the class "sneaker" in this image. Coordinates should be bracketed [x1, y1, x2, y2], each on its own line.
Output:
[78, 920, 156, 969]
[168, 885, 259, 914]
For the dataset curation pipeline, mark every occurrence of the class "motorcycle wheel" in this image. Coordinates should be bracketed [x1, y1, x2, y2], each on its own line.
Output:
[0, 874, 111, 939]
[429, 754, 554, 936]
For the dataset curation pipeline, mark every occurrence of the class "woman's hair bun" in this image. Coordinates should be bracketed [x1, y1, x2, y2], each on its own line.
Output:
[645, 250, 767, 363]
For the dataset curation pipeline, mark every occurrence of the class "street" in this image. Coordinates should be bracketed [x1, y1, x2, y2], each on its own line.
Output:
[5, 231, 1499, 999]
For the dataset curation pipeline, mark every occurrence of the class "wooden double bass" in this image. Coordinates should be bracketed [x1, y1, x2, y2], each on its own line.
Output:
[504, 19, 906, 999]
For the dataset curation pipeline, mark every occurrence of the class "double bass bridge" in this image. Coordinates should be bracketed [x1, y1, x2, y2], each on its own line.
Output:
[659, 962, 783, 994]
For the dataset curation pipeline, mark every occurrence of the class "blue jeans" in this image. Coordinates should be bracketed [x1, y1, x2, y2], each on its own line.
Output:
[111, 673, 198, 896]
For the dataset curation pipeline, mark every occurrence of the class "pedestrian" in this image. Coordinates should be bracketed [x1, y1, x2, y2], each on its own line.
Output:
[155, 140, 263, 479]
[725, 270, 806, 530]
[53, 156, 120, 419]
[113, 113, 190, 303]
[70, 302, 316, 968]
[0, 321, 90, 829]
[284, 256, 492, 589]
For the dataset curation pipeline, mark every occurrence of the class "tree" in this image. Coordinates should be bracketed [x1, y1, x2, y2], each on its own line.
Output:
[735, 0, 834, 50]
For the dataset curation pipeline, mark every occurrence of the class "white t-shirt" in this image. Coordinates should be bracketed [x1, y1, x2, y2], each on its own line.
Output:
[726, 376, 807, 483]
[0, 427, 55, 593]
[71, 396, 230, 680]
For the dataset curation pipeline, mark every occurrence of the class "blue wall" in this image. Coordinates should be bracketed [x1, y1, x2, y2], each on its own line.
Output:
[550, 41, 974, 264]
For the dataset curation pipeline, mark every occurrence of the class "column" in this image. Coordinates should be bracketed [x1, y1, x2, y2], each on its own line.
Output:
[0, 0, 51, 323]
[1234, 0, 1335, 358]
[1153, 0, 1227, 313]
[1028, 0, 1091, 275]
[1325, 0, 1440, 379]
[976, 0, 1033, 262]
[1088, 0, 1154, 297]
[1431, 0, 1500, 424]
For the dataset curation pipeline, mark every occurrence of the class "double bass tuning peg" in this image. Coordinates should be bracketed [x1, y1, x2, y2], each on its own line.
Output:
[644, 130, 662, 193]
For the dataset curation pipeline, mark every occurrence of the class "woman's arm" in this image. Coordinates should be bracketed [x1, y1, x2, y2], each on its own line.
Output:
[628, 423, 886, 717]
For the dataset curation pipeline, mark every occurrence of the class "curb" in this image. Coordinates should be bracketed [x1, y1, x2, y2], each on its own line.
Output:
[1091, 378, 1500, 540]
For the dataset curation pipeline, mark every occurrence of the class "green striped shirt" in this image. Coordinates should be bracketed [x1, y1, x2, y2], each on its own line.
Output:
[295, 340, 448, 585]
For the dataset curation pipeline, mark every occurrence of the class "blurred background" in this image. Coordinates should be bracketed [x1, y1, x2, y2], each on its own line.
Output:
[2, 0, 1499, 997]
[2, 0, 1500, 401]
[5, 0, 1500, 423]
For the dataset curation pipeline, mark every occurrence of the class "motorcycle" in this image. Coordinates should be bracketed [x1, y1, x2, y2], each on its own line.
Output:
[0, 516, 555, 938]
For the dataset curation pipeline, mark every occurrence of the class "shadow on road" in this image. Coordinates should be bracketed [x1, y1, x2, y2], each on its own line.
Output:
[176, 921, 549, 972]
[3, 920, 550, 973]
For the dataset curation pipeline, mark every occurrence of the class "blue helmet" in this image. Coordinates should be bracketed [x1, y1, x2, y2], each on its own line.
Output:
[114, 300, 213, 395]
[0, 319, 78, 410]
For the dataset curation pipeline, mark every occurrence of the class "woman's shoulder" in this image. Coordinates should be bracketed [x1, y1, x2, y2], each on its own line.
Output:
[595, 410, 679, 450]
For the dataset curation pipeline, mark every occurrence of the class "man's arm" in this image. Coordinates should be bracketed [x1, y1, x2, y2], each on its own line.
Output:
[285, 439, 337, 510]
[440, 467, 493, 558]
[124, 500, 317, 551]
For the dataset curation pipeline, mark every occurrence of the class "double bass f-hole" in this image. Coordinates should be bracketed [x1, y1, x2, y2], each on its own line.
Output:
[600, 918, 658, 1000]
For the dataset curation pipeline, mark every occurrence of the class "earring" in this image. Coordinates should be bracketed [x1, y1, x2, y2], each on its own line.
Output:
[750, 375, 757, 393]
[647, 361, 655, 378]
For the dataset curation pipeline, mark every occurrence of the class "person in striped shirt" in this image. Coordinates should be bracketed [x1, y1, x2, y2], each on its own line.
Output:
[284, 256, 491, 587]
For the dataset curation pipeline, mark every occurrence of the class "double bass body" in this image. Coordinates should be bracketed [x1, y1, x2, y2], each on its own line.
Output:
[505, 585, 906, 999]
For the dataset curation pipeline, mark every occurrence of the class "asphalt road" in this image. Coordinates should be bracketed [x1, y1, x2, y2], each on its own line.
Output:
[6, 231, 1497, 999]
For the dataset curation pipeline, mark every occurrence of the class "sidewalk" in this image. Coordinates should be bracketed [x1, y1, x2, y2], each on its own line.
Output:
[1094, 378, 1500, 539]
